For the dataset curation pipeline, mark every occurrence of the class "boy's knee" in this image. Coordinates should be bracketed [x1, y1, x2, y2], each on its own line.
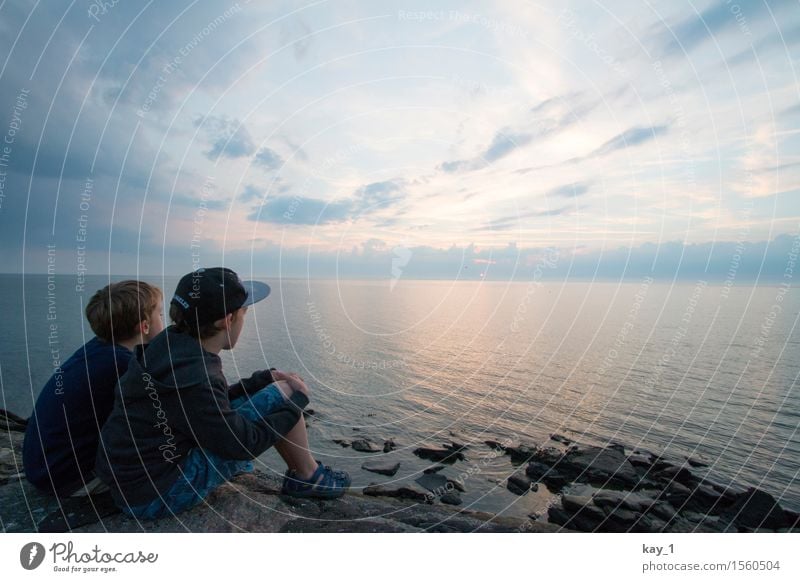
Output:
[273, 380, 293, 400]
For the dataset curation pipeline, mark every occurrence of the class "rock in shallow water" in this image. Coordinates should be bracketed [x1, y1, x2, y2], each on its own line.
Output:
[352, 439, 382, 453]
[507, 473, 533, 495]
[361, 460, 401, 476]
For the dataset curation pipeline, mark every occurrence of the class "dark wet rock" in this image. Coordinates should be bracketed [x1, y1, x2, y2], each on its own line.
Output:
[332, 438, 351, 448]
[550, 433, 572, 446]
[548, 505, 604, 532]
[361, 460, 400, 476]
[525, 461, 570, 491]
[649, 502, 678, 522]
[607, 442, 626, 454]
[415, 473, 448, 493]
[627, 453, 653, 468]
[440, 491, 462, 506]
[423, 464, 446, 474]
[505, 444, 537, 463]
[383, 438, 397, 453]
[721, 487, 789, 530]
[484, 440, 506, 451]
[507, 473, 533, 495]
[0, 409, 28, 433]
[563, 445, 640, 487]
[686, 457, 708, 468]
[352, 438, 382, 453]
[447, 478, 466, 493]
[532, 446, 565, 466]
[363, 483, 432, 504]
[413, 445, 465, 464]
[593, 490, 657, 512]
[605, 507, 640, 525]
[561, 494, 594, 513]
[653, 464, 695, 487]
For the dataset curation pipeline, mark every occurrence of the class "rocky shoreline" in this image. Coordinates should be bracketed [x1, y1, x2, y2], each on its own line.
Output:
[2, 409, 798, 533]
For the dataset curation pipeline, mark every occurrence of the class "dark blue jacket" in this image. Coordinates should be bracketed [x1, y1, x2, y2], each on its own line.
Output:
[23, 337, 132, 496]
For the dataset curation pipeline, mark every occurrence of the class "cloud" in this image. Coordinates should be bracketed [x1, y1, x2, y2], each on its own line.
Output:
[247, 179, 407, 225]
[590, 125, 669, 158]
[194, 115, 256, 160]
[238, 185, 263, 203]
[352, 180, 405, 210]
[548, 182, 591, 198]
[249, 196, 352, 225]
[253, 147, 283, 170]
[482, 205, 580, 230]
[440, 92, 599, 173]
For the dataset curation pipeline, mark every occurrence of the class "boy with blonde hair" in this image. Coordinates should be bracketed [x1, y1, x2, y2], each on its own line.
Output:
[23, 280, 164, 497]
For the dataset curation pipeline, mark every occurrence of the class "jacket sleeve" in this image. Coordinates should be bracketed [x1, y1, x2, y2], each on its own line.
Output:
[228, 368, 276, 400]
[182, 379, 309, 460]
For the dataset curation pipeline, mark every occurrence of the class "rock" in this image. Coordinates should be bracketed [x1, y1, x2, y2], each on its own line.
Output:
[332, 439, 351, 448]
[563, 445, 640, 487]
[507, 473, 533, 495]
[649, 502, 678, 522]
[484, 440, 506, 451]
[666, 481, 692, 497]
[351, 439, 382, 453]
[548, 505, 604, 532]
[383, 438, 397, 453]
[413, 446, 465, 464]
[1, 447, 21, 483]
[302, 408, 315, 418]
[0, 414, 560, 534]
[525, 461, 570, 491]
[363, 484, 432, 504]
[447, 478, 466, 493]
[440, 492, 462, 506]
[423, 464, 446, 474]
[361, 460, 400, 476]
[593, 490, 657, 512]
[505, 444, 537, 463]
[550, 433, 572, 446]
[605, 507, 640, 525]
[722, 487, 789, 530]
[415, 473, 448, 493]
[627, 453, 653, 468]
[532, 446, 565, 465]
[653, 464, 695, 487]
[686, 457, 708, 468]
[0, 409, 28, 433]
[561, 494, 594, 513]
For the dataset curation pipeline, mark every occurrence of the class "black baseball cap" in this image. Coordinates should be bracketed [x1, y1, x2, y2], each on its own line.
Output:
[170, 267, 271, 326]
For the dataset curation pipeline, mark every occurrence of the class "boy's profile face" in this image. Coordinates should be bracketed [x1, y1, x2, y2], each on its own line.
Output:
[142, 303, 165, 343]
[223, 306, 248, 350]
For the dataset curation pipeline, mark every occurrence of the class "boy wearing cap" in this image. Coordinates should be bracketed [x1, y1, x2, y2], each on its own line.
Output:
[96, 267, 350, 520]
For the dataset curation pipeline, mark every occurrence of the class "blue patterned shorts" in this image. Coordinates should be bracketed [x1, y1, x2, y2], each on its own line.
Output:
[121, 383, 287, 520]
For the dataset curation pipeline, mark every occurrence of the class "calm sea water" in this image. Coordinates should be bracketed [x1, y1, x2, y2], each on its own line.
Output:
[1, 274, 798, 518]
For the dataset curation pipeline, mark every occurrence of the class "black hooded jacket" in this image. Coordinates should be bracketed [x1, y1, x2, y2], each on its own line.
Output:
[95, 325, 308, 507]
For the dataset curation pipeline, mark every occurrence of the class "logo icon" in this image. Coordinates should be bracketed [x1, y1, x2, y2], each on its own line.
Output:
[390, 244, 412, 291]
[20, 542, 46, 570]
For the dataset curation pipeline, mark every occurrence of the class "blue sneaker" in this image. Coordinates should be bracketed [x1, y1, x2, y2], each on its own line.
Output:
[281, 461, 351, 499]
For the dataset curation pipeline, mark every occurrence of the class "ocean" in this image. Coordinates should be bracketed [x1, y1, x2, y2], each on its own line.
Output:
[1, 274, 798, 518]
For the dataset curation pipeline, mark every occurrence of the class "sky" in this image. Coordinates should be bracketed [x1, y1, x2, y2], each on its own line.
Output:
[0, 0, 798, 281]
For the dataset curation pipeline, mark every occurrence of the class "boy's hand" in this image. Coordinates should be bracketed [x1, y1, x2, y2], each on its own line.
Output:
[271, 370, 310, 397]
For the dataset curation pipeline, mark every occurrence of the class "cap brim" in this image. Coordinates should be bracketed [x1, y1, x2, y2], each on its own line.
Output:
[240, 280, 271, 307]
